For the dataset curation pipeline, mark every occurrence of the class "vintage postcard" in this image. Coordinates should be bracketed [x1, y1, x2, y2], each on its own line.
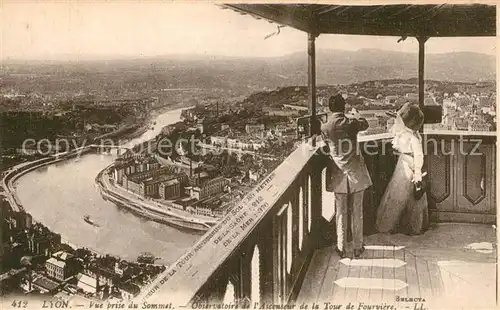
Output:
[0, 1, 497, 310]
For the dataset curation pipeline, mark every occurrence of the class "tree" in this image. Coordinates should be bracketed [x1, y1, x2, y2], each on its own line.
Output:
[241, 154, 253, 168]
[228, 153, 238, 166]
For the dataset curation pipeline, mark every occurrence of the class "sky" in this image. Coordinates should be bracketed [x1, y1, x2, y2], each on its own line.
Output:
[0, 1, 496, 60]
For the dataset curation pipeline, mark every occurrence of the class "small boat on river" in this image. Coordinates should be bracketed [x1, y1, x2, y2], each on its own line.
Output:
[83, 215, 100, 227]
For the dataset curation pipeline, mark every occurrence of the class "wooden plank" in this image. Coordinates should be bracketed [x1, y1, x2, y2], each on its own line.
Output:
[405, 247, 496, 264]
[332, 257, 350, 303]
[415, 255, 433, 300]
[382, 246, 395, 302]
[438, 268, 479, 305]
[404, 249, 420, 298]
[427, 260, 444, 300]
[356, 248, 374, 303]
[297, 247, 333, 303]
[317, 247, 340, 303]
[369, 249, 384, 303]
[394, 247, 407, 299]
[438, 268, 455, 300]
[344, 258, 362, 302]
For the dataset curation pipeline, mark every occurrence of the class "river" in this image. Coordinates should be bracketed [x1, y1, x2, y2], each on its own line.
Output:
[15, 106, 200, 265]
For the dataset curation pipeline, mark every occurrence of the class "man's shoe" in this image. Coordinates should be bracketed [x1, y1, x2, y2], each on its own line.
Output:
[354, 246, 365, 258]
[335, 247, 346, 258]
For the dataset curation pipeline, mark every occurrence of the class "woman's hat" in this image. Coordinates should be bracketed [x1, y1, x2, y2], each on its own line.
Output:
[398, 102, 424, 131]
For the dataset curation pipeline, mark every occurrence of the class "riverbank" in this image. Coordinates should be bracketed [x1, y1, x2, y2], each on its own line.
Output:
[95, 165, 216, 233]
[1, 146, 96, 212]
[3, 105, 197, 261]
[96, 102, 189, 146]
[92, 102, 227, 233]
[0, 152, 169, 294]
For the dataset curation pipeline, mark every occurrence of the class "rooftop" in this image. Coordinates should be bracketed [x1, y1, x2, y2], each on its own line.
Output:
[119, 282, 141, 295]
[89, 265, 115, 279]
[76, 273, 97, 294]
[223, 4, 495, 37]
[33, 276, 59, 291]
[143, 174, 177, 185]
[114, 159, 135, 169]
[163, 178, 180, 186]
[193, 172, 210, 180]
[205, 176, 228, 185]
[46, 257, 66, 269]
[127, 171, 151, 182]
[142, 156, 159, 165]
[52, 251, 73, 261]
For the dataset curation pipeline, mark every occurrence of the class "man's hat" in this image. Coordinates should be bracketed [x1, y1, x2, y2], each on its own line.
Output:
[398, 102, 424, 131]
[329, 93, 346, 111]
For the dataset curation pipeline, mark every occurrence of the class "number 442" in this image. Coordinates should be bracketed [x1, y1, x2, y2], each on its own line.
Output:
[11, 300, 28, 308]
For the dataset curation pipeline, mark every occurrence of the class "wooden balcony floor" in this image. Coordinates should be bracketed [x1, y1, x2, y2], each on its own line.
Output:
[297, 223, 497, 309]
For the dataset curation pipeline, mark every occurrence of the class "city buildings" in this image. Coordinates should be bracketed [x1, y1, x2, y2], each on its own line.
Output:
[118, 282, 141, 300]
[45, 258, 66, 281]
[144, 173, 189, 199]
[188, 176, 230, 201]
[76, 273, 98, 294]
[264, 108, 300, 117]
[405, 93, 419, 101]
[245, 123, 265, 137]
[87, 265, 115, 287]
[159, 178, 181, 200]
[45, 251, 76, 281]
[435, 93, 496, 131]
[124, 169, 187, 199]
[32, 276, 59, 294]
[113, 145, 234, 217]
[385, 95, 399, 104]
[210, 134, 265, 151]
[283, 104, 309, 111]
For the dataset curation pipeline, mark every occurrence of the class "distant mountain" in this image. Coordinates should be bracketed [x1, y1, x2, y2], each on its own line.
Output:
[267, 49, 495, 85]
[1, 49, 494, 95]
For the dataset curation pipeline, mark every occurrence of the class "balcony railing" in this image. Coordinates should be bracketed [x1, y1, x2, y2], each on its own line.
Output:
[138, 132, 496, 306]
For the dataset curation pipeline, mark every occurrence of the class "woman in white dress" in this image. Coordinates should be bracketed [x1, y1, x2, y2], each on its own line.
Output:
[376, 102, 429, 235]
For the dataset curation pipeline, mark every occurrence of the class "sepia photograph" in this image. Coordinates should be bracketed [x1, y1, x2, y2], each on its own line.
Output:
[0, 1, 497, 309]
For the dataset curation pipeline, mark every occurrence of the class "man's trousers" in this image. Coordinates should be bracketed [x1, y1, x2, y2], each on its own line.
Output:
[335, 190, 364, 252]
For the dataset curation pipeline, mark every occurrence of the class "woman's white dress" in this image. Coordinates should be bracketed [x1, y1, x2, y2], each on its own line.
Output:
[375, 123, 429, 235]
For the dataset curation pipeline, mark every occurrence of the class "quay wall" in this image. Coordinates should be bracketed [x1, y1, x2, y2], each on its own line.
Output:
[95, 165, 213, 233]
[3, 146, 99, 212]
[3, 141, 219, 233]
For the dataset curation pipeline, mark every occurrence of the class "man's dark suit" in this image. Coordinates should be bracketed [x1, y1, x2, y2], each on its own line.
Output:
[321, 112, 372, 253]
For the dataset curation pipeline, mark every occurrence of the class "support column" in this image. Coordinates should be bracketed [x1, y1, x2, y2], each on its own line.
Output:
[308, 33, 319, 137]
[417, 36, 429, 111]
[417, 36, 429, 171]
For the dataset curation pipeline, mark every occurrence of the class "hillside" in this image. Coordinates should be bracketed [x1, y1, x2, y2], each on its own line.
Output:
[269, 49, 495, 85]
[1, 49, 495, 96]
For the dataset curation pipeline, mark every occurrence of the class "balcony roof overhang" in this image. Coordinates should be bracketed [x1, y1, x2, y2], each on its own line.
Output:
[222, 4, 496, 37]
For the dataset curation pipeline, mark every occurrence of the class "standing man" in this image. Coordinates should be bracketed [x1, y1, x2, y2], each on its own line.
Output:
[321, 94, 372, 258]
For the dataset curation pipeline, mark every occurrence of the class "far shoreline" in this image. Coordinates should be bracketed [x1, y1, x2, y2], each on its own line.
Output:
[115, 102, 193, 147]
[4, 103, 195, 262]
